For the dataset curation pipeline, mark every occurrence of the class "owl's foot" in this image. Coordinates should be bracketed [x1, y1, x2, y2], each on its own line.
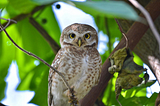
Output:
[67, 87, 79, 106]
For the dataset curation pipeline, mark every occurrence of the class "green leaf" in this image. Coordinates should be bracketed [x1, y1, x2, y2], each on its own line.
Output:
[122, 80, 156, 98]
[119, 93, 158, 106]
[17, 53, 54, 91]
[34, 6, 61, 45]
[73, 1, 139, 20]
[0, 80, 6, 100]
[120, 96, 143, 106]
[0, 64, 8, 101]
[0, 0, 8, 8]
[7, 0, 37, 14]
[102, 73, 119, 105]
[31, 0, 58, 5]
[133, 52, 144, 66]
[134, 80, 156, 94]
[14, 17, 54, 90]
[0, 25, 17, 100]
[143, 93, 158, 105]
[30, 68, 49, 106]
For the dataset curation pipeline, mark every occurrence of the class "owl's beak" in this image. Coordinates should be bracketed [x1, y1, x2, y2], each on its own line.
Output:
[77, 38, 82, 47]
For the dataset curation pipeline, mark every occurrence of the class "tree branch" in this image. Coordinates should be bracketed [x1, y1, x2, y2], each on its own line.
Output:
[80, 0, 160, 105]
[0, 103, 6, 106]
[155, 92, 160, 106]
[0, 18, 17, 31]
[29, 17, 60, 54]
[129, 0, 160, 52]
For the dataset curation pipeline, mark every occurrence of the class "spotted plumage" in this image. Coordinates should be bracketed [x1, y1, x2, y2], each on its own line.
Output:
[48, 23, 102, 106]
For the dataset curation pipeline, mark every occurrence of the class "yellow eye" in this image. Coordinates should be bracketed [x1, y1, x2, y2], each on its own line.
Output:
[84, 33, 90, 39]
[69, 33, 76, 39]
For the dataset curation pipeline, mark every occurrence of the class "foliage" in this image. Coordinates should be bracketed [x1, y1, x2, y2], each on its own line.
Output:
[0, 0, 158, 106]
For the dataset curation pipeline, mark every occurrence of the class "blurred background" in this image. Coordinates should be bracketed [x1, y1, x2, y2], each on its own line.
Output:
[0, 0, 160, 106]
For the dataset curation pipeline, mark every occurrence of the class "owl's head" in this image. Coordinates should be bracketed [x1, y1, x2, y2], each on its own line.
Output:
[60, 23, 98, 49]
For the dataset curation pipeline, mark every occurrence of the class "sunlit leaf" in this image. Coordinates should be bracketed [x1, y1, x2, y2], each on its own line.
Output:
[0, 0, 8, 8]
[7, 0, 37, 14]
[74, 1, 139, 20]
[34, 6, 61, 45]
[143, 93, 158, 105]
[14, 17, 54, 90]
[132, 80, 156, 94]
[30, 69, 49, 106]
[0, 25, 18, 100]
[122, 80, 156, 98]
[102, 73, 118, 105]
[119, 93, 158, 106]
[31, 0, 66, 5]
[133, 52, 144, 66]
[0, 80, 6, 100]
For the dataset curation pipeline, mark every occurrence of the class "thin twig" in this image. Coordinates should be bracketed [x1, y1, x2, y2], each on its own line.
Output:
[0, 10, 17, 31]
[0, 18, 17, 32]
[129, 0, 160, 52]
[0, 19, 72, 96]
[115, 18, 128, 48]
[116, 99, 122, 106]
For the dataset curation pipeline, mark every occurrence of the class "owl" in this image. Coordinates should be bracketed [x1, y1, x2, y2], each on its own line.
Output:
[48, 23, 102, 106]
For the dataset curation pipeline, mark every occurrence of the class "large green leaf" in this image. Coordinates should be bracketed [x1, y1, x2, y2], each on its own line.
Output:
[7, 0, 37, 14]
[73, 1, 139, 20]
[17, 53, 54, 91]
[0, 25, 18, 100]
[0, 0, 8, 8]
[102, 73, 118, 105]
[126, 80, 156, 96]
[34, 6, 61, 45]
[31, 0, 60, 5]
[133, 52, 144, 66]
[119, 93, 158, 106]
[14, 18, 52, 82]
[13, 18, 55, 91]
[30, 68, 49, 106]
[0, 79, 6, 101]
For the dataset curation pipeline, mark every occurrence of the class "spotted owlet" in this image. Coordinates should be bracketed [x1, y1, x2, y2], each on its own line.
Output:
[48, 23, 102, 106]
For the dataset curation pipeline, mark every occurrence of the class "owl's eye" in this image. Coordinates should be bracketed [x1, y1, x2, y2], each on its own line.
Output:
[84, 33, 90, 39]
[69, 33, 76, 39]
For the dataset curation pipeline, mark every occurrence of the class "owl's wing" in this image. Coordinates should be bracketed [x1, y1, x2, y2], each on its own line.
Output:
[48, 49, 64, 106]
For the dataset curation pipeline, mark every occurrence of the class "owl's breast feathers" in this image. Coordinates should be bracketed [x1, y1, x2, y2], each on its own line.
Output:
[48, 47, 102, 105]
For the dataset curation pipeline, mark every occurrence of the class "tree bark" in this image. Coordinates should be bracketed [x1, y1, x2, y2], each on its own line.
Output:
[133, 16, 160, 84]
[155, 92, 160, 106]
